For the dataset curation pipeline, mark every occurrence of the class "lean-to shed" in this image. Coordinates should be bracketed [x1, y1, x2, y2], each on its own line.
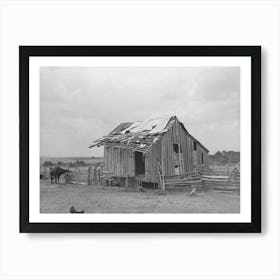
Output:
[89, 116, 209, 183]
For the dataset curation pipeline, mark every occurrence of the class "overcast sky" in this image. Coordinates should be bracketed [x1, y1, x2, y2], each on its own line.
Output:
[40, 66, 240, 157]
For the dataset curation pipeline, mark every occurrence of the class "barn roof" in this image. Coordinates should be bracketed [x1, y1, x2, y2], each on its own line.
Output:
[89, 116, 209, 154]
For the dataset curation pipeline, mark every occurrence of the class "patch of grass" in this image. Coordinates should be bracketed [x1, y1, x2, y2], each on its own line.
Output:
[40, 181, 240, 214]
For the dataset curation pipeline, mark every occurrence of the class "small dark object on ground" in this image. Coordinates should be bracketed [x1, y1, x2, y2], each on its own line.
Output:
[70, 206, 84, 213]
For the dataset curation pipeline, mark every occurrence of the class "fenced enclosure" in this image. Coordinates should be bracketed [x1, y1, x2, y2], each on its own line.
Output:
[40, 157, 105, 185]
[41, 160, 240, 195]
[41, 165, 103, 184]
[40, 160, 240, 215]
[164, 163, 240, 192]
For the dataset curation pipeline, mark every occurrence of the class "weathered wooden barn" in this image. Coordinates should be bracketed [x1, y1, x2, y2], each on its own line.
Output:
[89, 116, 209, 184]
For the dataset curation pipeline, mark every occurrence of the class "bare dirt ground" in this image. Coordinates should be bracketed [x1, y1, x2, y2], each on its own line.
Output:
[40, 180, 240, 213]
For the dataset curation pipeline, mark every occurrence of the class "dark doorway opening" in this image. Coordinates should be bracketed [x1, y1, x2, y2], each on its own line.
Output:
[135, 151, 145, 176]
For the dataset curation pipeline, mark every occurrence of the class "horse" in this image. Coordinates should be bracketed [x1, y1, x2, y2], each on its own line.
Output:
[50, 167, 69, 184]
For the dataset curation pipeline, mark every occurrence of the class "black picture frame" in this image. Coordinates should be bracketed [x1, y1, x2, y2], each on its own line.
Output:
[20, 46, 261, 233]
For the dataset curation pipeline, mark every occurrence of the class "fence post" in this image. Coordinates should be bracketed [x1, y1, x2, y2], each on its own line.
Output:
[44, 168, 47, 180]
[87, 165, 92, 185]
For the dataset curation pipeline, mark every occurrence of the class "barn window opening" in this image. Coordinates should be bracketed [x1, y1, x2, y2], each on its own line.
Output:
[173, 143, 183, 175]
[135, 151, 145, 176]
[194, 141, 197, 151]
[173, 143, 179, 153]
[201, 153, 204, 164]
[173, 143, 182, 153]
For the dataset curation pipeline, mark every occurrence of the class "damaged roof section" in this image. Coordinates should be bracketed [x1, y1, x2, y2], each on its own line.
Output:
[89, 117, 174, 154]
[89, 116, 209, 154]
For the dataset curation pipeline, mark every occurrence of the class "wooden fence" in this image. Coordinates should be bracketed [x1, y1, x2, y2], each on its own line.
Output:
[164, 165, 240, 192]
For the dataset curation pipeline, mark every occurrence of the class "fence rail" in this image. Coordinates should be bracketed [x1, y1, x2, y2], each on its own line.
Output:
[164, 165, 240, 191]
[41, 163, 240, 192]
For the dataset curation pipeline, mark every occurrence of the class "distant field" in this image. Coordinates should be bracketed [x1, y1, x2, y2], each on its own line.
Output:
[40, 156, 104, 165]
[40, 180, 240, 214]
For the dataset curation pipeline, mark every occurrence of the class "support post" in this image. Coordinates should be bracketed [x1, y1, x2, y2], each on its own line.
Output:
[157, 162, 162, 189]
[161, 158, 165, 191]
[125, 175, 129, 188]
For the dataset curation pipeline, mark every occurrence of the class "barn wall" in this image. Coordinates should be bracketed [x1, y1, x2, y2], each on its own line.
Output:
[194, 143, 209, 168]
[144, 140, 161, 183]
[104, 146, 135, 177]
[159, 118, 194, 176]
[159, 118, 209, 177]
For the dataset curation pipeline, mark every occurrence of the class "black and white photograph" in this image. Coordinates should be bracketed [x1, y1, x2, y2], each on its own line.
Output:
[40, 66, 241, 214]
[19, 46, 260, 233]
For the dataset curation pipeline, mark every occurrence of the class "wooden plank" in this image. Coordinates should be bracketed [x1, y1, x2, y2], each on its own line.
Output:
[202, 175, 229, 179]
[161, 146, 165, 191]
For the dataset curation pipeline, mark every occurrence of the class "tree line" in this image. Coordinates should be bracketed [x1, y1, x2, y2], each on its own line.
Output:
[209, 151, 240, 165]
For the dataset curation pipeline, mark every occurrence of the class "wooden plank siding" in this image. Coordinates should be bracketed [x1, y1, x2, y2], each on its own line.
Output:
[194, 143, 209, 167]
[160, 117, 194, 177]
[144, 140, 161, 182]
[104, 146, 135, 178]
[103, 118, 209, 184]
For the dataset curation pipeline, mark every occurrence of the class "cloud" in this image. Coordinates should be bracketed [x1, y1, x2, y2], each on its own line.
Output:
[40, 67, 240, 156]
